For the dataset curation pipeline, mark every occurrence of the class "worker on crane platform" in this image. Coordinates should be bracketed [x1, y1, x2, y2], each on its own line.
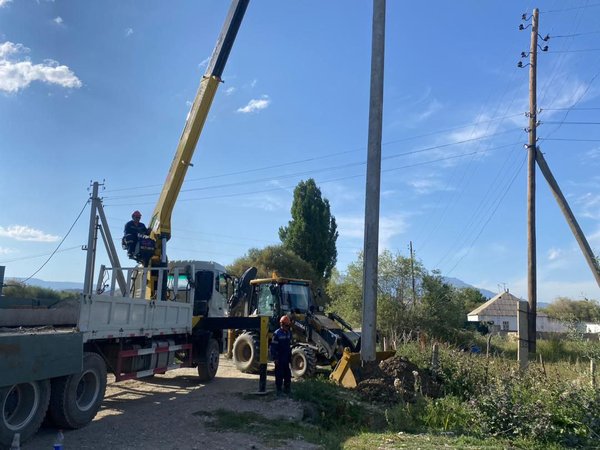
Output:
[122, 210, 148, 261]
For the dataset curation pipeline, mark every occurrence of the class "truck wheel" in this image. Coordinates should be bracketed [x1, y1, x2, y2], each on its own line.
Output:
[232, 332, 260, 373]
[49, 352, 107, 429]
[0, 379, 50, 447]
[197, 338, 220, 382]
[291, 345, 317, 379]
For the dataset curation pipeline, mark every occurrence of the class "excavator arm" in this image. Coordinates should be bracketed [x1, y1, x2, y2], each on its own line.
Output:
[148, 0, 249, 266]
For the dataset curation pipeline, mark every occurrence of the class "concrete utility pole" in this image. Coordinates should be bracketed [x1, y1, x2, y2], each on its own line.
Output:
[410, 241, 416, 305]
[527, 8, 539, 354]
[536, 151, 600, 287]
[518, 300, 529, 370]
[361, 0, 386, 363]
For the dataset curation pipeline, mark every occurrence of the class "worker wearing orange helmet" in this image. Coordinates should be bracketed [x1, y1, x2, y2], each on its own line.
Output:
[270, 315, 293, 396]
[122, 210, 148, 259]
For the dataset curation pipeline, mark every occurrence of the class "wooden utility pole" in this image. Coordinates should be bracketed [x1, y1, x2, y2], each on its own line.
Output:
[361, 0, 386, 364]
[410, 241, 416, 305]
[527, 8, 539, 354]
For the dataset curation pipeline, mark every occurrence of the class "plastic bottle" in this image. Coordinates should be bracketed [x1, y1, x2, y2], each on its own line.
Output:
[53, 430, 64, 450]
[9, 433, 20, 450]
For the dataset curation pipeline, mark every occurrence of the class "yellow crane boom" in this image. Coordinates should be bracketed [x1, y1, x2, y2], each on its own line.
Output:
[148, 0, 249, 266]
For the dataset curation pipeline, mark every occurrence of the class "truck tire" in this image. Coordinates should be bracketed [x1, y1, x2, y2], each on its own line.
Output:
[197, 338, 220, 382]
[232, 332, 260, 373]
[48, 352, 107, 429]
[0, 379, 50, 447]
[291, 345, 317, 379]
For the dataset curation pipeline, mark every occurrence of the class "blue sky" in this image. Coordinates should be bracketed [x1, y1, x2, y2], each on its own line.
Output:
[1, 0, 600, 303]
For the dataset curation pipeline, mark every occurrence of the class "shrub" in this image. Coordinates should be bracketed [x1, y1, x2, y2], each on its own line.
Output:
[423, 395, 475, 433]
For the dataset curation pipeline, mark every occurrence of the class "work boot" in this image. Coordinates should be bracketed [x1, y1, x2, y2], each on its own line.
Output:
[283, 386, 291, 396]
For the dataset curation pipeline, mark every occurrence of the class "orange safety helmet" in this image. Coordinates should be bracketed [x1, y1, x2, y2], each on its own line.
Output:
[132, 210, 142, 219]
[280, 315, 291, 327]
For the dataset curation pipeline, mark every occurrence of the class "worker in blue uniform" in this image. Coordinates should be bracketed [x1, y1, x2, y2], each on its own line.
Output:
[270, 315, 293, 395]
[123, 210, 148, 259]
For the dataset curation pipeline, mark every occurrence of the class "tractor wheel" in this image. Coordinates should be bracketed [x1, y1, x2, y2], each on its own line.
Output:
[232, 332, 260, 373]
[291, 345, 317, 379]
[48, 352, 107, 429]
[0, 379, 51, 447]
[197, 338, 220, 382]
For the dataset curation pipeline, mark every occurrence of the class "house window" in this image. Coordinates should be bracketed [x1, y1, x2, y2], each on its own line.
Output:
[502, 321, 510, 331]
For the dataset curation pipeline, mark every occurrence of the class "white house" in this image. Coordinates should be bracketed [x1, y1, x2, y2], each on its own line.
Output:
[467, 290, 569, 333]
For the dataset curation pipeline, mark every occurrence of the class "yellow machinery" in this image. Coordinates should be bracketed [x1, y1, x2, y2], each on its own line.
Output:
[128, 0, 249, 301]
[329, 348, 396, 388]
[227, 270, 394, 380]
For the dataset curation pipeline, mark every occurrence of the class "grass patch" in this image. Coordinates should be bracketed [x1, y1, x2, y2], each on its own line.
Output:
[198, 408, 345, 449]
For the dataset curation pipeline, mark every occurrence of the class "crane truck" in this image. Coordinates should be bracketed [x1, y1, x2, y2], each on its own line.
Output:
[0, 1, 270, 447]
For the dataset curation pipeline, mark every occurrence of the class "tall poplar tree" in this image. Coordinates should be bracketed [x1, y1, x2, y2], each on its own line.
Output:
[279, 179, 338, 280]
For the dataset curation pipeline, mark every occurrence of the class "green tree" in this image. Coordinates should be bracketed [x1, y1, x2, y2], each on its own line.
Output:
[544, 297, 600, 323]
[327, 250, 426, 346]
[279, 178, 338, 280]
[2, 281, 79, 301]
[418, 271, 466, 341]
[226, 245, 319, 282]
[456, 287, 488, 314]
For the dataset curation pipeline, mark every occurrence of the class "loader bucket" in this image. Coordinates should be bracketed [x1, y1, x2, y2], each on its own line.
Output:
[330, 348, 396, 388]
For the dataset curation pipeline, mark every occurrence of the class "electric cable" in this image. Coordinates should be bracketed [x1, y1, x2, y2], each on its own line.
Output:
[19, 200, 89, 283]
[0, 246, 82, 264]
[102, 114, 524, 194]
[443, 153, 528, 275]
[105, 143, 517, 207]
[542, 3, 600, 13]
[104, 128, 522, 201]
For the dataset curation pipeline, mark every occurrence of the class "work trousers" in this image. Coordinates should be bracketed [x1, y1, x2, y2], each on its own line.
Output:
[274, 361, 291, 393]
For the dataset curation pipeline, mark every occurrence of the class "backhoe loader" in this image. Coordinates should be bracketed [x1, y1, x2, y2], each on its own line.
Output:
[227, 268, 364, 378]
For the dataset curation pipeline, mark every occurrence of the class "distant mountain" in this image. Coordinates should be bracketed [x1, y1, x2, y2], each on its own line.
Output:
[443, 277, 496, 299]
[7, 277, 83, 292]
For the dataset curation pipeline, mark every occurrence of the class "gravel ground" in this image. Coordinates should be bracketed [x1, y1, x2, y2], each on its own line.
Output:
[23, 358, 320, 450]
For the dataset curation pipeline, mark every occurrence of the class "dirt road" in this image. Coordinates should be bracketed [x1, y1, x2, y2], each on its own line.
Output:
[24, 358, 319, 450]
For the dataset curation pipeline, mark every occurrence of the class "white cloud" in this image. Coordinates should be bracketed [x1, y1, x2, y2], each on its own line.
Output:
[236, 95, 270, 114]
[575, 192, 600, 220]
[125, 28, 133, 37]
[225, 86, 236, 96]
[198, 56, 210, 68]
[0, 225, 60, 242]
[547, 248, 562, 261]
[53, 16, 63, 25]
[0, 0, 12, 7]
[250, 79, 257, 88]
[0, 41, 82, 93]
[336, 214, 407, 249]
[406, 175, 451, 195]
[0, 246, 14, 255]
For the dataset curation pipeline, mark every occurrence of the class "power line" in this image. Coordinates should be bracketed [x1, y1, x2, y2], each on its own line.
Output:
[0, 246, 81, 264]
[542, 107, 600, 111]
[543, 121, 600, 125]
[542, 3, 600, 13]
[103, 115, 524, 194]
[20, 200, 89, 283]
[443, 153, 528, 276]
[549, 48, 600, 53]
[550, 31, 600, 38]
[104, 128, 522, 201]
[105, 143, 517, 207]
[540, 137, 600, 142]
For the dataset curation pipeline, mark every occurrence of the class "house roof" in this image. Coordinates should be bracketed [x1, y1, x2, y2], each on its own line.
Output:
[468, 291, 548, 318]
